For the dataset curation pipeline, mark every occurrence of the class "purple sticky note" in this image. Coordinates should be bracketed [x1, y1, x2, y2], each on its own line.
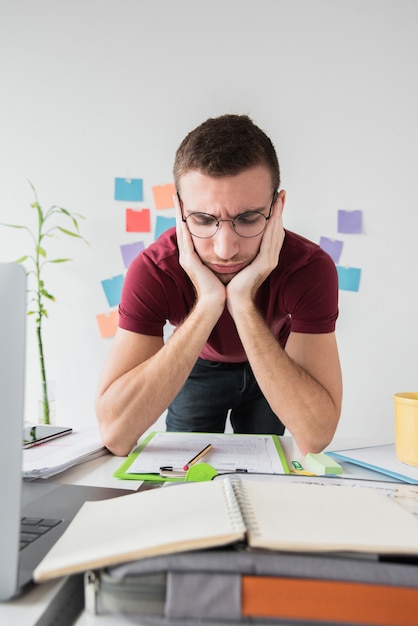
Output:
[120, 241, 145, 268]
[337, 210, 362, 234]
[319, 237, 343, 264]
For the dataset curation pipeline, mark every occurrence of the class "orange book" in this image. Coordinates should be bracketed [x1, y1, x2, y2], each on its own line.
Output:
[242, 576, 418, 626]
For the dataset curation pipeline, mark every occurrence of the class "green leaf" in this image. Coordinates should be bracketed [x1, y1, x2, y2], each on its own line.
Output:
[37, 245, 47, 257]
[40, 289, 55, 301]
[56, 226, 83, 238]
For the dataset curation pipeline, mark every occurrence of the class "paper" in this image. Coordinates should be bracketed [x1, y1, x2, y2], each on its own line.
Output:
[337, 209, 362, 234]
[319, 237, 343, 264]
[336, 266, 361, 292]
[152, 183, 176, 209]
[96, 310, 119, 338]
[155, 215, 176, 239]
[22, 428, 107, 479]
[126, 432, 288, 475]
[120, 241, 145, 268]
[114, 178, 143, 202]
[101, 275, 124, 307]
[126, 208, 151, 233]
[328, 444, 418, 485]
[33, 477, 418, 583]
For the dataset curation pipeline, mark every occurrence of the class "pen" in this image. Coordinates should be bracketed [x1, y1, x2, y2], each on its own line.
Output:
[183, 443, 213, 471]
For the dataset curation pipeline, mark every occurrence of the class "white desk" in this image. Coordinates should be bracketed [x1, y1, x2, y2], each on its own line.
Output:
[1, 436, 413, 626]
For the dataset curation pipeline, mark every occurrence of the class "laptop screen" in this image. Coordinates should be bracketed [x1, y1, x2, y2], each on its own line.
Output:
[0, 263, 26, 600]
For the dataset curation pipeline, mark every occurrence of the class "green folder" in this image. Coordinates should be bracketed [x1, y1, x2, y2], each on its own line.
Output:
[113, 431, 290, 483]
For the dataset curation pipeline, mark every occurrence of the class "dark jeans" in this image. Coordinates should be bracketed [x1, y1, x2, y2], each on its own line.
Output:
[166, 358, 285, 435]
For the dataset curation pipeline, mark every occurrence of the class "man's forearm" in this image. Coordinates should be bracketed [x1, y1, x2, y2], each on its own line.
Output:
[97, 300, 224, 456]
[231, 303, 341, 455]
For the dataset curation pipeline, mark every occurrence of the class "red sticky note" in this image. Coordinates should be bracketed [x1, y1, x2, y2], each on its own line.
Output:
[126, 208, 151, 232]
[96, 310, 119, 339]
[152, 183, 176, 210]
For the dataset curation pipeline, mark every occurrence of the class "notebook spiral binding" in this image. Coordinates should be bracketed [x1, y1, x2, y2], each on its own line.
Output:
[224, 477, 261, 537]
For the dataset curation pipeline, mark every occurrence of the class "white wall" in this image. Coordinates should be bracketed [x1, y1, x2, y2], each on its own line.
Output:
[1, 0, 417, 441]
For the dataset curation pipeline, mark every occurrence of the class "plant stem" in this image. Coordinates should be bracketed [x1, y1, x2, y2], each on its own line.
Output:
[34, 202, 50, 424]
[37, 322, 50, 424]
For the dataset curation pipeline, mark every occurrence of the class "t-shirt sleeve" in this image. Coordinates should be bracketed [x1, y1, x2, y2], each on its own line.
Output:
[118, 253, 168, 337]
[285, 252, 339, 334]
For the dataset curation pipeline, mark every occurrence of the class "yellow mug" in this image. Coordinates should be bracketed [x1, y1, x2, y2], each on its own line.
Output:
[393, 392, 418, 467]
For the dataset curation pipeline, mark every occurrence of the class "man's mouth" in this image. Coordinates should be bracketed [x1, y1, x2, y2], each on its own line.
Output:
[208, 262, 247, 275]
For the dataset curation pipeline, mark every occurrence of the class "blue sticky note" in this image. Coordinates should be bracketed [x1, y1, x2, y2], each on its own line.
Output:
[155, 216, 176, 240]
[101, 274, 125, 307]
[337, 210, 362, 234]
[336, 266, 361, 292]
[120, 241, 145, 268]
[319, 237, 343, 264]
[114, 178, 143, 202]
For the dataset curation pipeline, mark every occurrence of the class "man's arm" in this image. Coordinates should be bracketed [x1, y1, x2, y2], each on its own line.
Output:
[226, 197, 342, 454]
[96, 295, 223, 456]
[96, 201, 227, 456]
[223, 304, 342, 454]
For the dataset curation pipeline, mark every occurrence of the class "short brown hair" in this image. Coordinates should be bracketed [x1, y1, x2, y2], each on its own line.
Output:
[173, 114, 280, 193]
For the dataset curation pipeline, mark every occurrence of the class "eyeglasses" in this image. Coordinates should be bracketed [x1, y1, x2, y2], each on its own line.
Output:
[181, 192, 277, 239]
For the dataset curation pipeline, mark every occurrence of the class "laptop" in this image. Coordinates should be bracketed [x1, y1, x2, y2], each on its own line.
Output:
[0, 262, 130, 601]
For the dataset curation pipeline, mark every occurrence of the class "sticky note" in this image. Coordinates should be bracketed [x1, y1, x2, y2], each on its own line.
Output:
[305, 452, 343, 475]
[114, 178, 143, 202]
[336, 266, 361, 292]
[126, 208, 151, 232]
[120, 241, 145, 268]
[96, 310, 119, 338]
[101, 275, 124, 307]
[155, 215, 176, 240]
[152, 183, 176, 210]
[319, 237, 343, 264]
[337, 209, 362, 234]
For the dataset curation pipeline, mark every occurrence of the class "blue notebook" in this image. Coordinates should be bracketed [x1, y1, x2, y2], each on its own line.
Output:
[328, 444, 418, 485]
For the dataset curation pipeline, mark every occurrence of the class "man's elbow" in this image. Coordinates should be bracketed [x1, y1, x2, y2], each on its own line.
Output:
[95, 399, 133, 457]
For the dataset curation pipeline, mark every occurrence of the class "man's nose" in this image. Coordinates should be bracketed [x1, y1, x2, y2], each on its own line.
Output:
[213, 221, 240, 259]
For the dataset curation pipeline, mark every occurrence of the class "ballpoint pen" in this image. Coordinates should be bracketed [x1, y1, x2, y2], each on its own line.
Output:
[183, 443, 213, 471]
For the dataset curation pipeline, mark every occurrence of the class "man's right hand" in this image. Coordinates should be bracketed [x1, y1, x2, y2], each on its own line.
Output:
[174, 193, 226, 312]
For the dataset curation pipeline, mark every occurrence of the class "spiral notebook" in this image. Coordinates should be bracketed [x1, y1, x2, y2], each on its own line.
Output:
[33, 476, 418, 582]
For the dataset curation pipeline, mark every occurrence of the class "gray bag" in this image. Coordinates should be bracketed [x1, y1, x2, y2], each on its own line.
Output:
[84, 547, 418, 625]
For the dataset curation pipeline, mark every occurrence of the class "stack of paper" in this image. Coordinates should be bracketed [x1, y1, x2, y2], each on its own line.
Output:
[22, 428, 107, 479]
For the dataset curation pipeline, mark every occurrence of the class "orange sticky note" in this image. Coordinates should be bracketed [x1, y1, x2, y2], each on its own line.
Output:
[96, 310, 119, 339]
[126, 208, 151, 232]
[152, 183, 176, 210]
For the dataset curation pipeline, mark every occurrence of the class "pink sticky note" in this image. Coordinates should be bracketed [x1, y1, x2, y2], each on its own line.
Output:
[126, 208, 151, 232]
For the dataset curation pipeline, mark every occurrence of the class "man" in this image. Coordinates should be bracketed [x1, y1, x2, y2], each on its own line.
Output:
[96, 114, 342, 457]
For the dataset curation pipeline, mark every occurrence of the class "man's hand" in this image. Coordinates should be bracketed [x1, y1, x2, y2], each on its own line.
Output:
[226, 193, 285, 315]
[175, 194, 226, 309]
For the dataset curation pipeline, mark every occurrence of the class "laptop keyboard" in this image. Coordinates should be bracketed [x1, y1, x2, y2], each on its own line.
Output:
[20, 516, 62, 551]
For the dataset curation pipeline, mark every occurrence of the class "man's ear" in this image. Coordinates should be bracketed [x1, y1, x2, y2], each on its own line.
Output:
[276, 189, 286, 215]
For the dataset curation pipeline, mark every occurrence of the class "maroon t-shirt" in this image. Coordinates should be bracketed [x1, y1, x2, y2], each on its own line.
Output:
[118, 228, 338, 363]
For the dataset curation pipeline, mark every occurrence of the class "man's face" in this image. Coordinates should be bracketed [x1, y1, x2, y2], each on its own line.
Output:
[179, 165, 283, 284]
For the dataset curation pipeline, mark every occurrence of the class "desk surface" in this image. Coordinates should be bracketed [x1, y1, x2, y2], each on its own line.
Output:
[1, 435, 412, 626]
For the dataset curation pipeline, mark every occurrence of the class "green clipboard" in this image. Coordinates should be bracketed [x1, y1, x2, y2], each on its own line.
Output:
[113, 431, 290, 483]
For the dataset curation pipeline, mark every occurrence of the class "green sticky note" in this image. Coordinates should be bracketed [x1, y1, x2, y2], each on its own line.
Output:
[305, 452, 343, 475]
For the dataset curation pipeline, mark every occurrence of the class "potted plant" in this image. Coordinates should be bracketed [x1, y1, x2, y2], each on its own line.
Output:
[1, 181, 88, 424]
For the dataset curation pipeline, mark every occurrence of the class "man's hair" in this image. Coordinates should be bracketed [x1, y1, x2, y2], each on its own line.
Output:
[173, 114, 280, 192]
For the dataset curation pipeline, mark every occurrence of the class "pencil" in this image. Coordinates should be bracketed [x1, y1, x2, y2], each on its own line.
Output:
[183, 443, 213, 471]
